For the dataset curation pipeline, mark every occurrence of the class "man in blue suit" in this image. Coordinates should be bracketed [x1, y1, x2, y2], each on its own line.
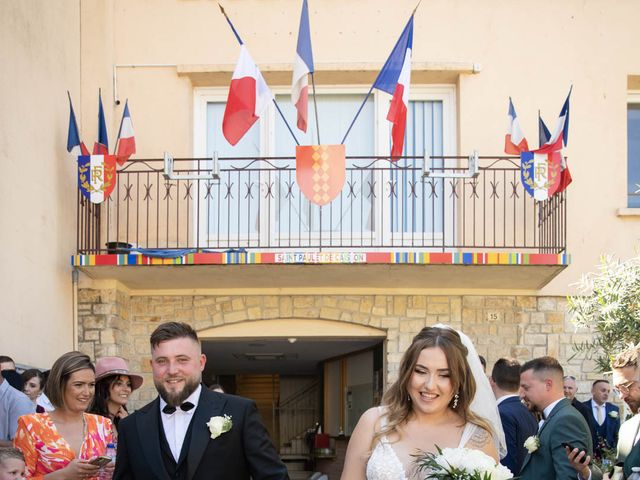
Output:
[583, 379, 620, 456]
[490, 358, 538, 475]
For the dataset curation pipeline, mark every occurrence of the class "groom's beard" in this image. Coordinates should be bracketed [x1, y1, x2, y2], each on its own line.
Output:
[155, 375, 201, 407]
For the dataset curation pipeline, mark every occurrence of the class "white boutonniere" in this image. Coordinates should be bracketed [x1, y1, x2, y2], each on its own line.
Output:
[524, 435, 540, 454]
[207, 414, 232, 440]
[609, 410, 619, 419]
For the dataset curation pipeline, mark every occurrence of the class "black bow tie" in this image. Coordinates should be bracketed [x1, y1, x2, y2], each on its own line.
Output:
[162, 401, 195, 415]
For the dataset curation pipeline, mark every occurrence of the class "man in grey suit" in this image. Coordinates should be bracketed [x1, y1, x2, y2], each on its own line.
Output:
[571, 345, 640, 479]
[518, 356, 593, 479]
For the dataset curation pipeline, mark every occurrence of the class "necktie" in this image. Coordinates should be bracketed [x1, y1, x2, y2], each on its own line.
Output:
[162, 401, 195, 415]
[597, 406, 604, 425]
[538, 412, 546, 431]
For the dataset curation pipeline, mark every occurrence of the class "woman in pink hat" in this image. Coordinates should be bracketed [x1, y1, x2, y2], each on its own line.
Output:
[88, 357, 143, 433]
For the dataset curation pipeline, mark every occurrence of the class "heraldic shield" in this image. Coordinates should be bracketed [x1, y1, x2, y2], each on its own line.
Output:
[78, 155, 117, 204]
[520, 149, 562, 201]
[296, 144, 346, 206]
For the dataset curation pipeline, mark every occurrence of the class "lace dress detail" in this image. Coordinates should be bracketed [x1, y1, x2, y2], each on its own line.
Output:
[365, 413, 408, 480]
[365, 410, 479, 480]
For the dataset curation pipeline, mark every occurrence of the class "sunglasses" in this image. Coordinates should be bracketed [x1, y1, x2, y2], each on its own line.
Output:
[613, 379, 639, 396]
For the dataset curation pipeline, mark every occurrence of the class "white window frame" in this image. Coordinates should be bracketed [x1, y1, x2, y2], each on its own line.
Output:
[192, 84, 457, 249]
[628, 91, 640, 209]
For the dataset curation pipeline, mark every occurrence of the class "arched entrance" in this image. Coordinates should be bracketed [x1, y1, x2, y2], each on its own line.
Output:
[199, 319, 386, 470]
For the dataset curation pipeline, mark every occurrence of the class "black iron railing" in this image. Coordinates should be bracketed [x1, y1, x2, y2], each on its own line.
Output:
[76, 156, 566, 254]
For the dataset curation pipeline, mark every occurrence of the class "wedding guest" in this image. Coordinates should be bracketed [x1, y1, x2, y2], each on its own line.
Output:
[583, 380, 620, 455]
[36, 371, 54, 412]
[341, 325, 506, 480]
[208, 383, 224, 394]
[0, 358, 15, 372]
[88, 357, 143, 433]
[1, 372, 24, 393]
[490, 358, 538, 474]
[0, 447, 25, 480]
[0, 358, 22, 392]
[0, 369, 34, 448]
[518, 356, 593, 479]
[21, 371, 46, 411]
[479, 355, 487, 373]
[13, 351, 114, 479]
[564, 375, 597, 447]
[571, 344, 640, 479]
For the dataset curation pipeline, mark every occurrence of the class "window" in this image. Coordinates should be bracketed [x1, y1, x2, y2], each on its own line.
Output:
[193, 85, 455, 247]
[628, 93, 640, 208]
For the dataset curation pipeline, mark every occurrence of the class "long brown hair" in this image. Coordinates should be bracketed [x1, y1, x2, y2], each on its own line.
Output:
[373, 326, 494, 447]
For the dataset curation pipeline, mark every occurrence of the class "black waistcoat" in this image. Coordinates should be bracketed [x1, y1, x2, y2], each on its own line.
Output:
[158, 410, 196, 480]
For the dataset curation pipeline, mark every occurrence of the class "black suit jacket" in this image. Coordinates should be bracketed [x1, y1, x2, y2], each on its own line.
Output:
[497, 395, 538, 475]
[113, 387, 289, 480]
[571, 398, 597, 447]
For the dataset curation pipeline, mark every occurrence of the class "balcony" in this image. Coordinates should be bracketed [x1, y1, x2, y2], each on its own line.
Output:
[72, 155, 569, 290]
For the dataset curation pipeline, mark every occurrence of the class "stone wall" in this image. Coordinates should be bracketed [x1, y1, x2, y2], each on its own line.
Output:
[77, 288, 596, 409]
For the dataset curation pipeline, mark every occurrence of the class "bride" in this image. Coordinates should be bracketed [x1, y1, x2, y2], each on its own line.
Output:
[340, 325, 507, 480]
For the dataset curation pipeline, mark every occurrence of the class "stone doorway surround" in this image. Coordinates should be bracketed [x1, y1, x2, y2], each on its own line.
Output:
[77, 285, 597, 409]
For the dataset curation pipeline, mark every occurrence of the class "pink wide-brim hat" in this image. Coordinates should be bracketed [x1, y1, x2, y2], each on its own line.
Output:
[94, 356, 144, 391]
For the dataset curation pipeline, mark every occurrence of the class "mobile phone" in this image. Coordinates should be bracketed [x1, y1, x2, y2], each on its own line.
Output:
[89, 456, 112, 468]
[562, 444, 589, 464]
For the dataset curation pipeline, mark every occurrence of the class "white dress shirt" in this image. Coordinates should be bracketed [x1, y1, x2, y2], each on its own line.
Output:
[539, 397, 564, 431]
[159, 385, 201, 461]
[590, 399, 606, 426]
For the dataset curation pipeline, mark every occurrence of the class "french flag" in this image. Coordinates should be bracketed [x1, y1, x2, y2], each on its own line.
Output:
[546, 87, 572, 151]
[67, 92, 89, 157]
[373, 16, 413, 159]
[542, 87, 573, 192]
[115, 100, 136, 165]
[93, 90, 109, 155]
[292, 0, 314, 133]
[504, 97, 529, 155]
[538, 111, 552, 147]
[222, 45, 273, 146]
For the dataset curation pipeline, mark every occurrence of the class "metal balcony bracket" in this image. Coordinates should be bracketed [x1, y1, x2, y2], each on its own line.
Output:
[163, 151, 220, 181]
[422, 150, 480, 179]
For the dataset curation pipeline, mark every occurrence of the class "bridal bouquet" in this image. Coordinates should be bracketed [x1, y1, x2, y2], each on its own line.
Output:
[414, 447, 513, 480]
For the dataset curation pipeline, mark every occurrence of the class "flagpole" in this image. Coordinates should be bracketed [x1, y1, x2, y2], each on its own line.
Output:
[340, 84, 375, 145]
[310, 72, 320, 144]
[219, 3, 300, 146]
[273, 99, 300, 146]
[115, 99, 128, 155]
[341, 5, 419, 146]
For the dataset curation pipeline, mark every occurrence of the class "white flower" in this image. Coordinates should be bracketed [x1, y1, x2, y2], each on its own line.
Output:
[206, 414, 232, 439]
[415, 446, 513, 479]
[609, 410, 619, 419]
[524, 435, 540, 453]
[489, 462, 515, 480]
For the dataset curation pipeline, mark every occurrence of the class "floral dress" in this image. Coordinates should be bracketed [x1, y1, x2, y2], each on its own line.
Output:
[13, 412, 114, 479]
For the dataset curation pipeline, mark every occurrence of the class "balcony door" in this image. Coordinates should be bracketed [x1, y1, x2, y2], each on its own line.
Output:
[387, 99, 445, 245]
[194, 85, 455, 249]
[273, 92, 375, 246]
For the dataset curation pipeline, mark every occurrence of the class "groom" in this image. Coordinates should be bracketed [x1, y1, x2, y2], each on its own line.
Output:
[518, 356, 593, 479]
[113, 322, 289, 480]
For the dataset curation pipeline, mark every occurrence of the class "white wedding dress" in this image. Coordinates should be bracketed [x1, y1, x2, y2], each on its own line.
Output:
[365, 412, 481, 480]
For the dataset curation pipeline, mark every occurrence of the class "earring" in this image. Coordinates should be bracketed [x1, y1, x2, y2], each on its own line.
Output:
[452, 393, 459, 409]
[408, 395, 412, 402]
